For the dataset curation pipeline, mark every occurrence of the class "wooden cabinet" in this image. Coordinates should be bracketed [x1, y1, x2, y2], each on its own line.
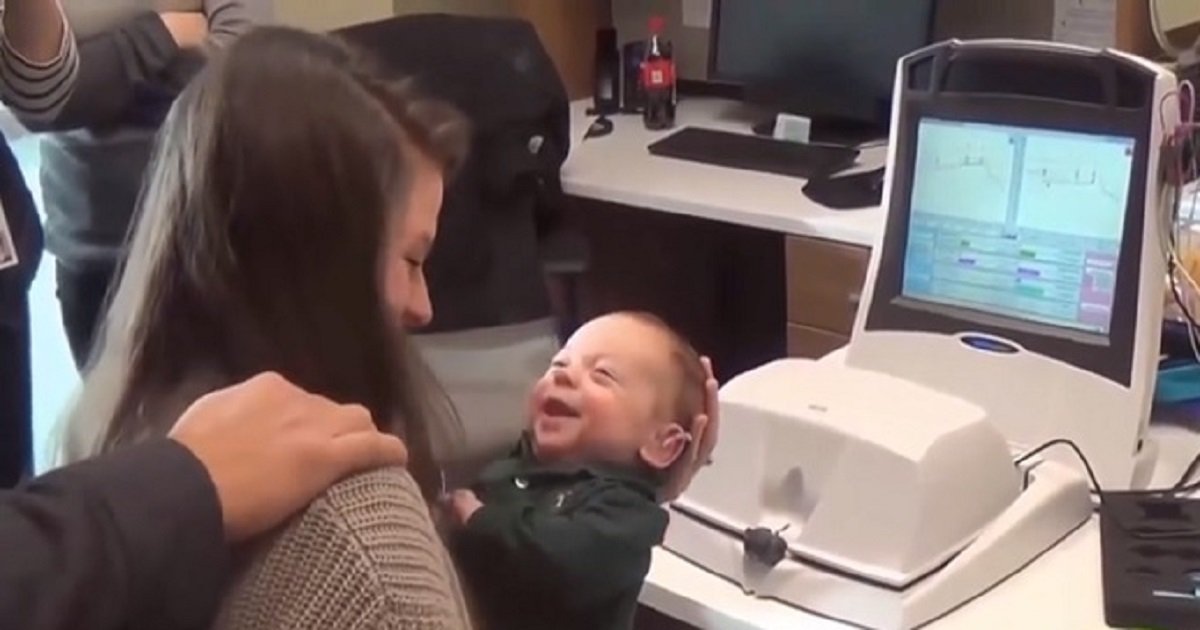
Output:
[784, 236, 870, 359]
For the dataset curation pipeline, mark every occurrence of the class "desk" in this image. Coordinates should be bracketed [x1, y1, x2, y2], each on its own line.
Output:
[562, 99, 885, 246]
[561, 97, 1200, 628]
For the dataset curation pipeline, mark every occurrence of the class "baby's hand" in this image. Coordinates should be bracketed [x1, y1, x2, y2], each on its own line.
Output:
[446, 489, 484, 526]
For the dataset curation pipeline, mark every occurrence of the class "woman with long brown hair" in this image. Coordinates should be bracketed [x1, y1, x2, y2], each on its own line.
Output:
[62, 26, 474, 628]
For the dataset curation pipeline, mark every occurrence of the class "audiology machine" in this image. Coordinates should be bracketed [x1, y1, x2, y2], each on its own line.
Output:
[664, 40, 1180, 629]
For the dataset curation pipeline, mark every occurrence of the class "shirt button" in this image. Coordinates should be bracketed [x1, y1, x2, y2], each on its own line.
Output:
[527, 135, 544, 155]
[514, 477, 529, 489]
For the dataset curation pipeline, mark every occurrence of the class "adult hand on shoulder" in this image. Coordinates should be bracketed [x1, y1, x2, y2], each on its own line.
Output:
[159, 12, 209, 50]
[168, 372, 408, 542]
[662, 356, 720, 502]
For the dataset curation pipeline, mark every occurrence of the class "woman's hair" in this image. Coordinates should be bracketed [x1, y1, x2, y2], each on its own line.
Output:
[66, 27, 469, 497]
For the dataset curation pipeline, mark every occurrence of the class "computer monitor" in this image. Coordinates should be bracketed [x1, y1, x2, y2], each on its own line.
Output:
[710, 0, 936, 142]
[900, 118, 1136, 342]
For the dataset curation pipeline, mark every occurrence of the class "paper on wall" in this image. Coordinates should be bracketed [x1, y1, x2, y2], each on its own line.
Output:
[0, 203, 17, 272]
[1052, 0, 1117, 49]
[682, 0, 712, 29]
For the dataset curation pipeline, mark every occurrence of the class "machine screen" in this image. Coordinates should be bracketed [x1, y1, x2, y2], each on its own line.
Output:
[901, 118, 1135, 336]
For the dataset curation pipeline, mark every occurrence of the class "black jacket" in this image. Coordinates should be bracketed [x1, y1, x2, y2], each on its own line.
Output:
[453, 436, 667, 630]
[0, 440, 229, 630]
[338, 15, 582, 333]
[0, 131, 41, 487]
[0, 132, 40, 325]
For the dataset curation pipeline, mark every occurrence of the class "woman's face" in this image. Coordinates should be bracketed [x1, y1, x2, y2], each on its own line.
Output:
[382, 150, 444, 330]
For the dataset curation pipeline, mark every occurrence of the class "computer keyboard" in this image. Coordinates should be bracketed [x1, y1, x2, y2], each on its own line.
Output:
[647, 126, 860, 179]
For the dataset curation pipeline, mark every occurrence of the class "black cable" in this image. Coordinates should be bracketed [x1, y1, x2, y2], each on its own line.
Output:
[1175, 451, 1200, 490]
[1015, 438, 1104, 501]
[1018, 438, 1200, 498]
[1016, 439, 1200, 540]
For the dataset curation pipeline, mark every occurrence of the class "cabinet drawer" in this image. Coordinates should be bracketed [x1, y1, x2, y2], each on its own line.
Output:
[785, 236, 869, 334]
[786, 323, 848, 360]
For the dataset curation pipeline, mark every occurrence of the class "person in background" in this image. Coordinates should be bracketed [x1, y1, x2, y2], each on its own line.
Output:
[2, 372, 410, 630]
[17, 0, 270, 370]
[0, 0, 78, 489]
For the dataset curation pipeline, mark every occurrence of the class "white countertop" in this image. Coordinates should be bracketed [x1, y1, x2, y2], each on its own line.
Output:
[562, 98, 885, 248]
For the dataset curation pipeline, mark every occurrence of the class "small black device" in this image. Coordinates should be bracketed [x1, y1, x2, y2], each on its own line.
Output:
[802, 166, 886, 209]
[647, 126, 859, 179]
[709, 0, 935, 144]
[592, 28, 620, 115]
[1100, 492, 1200, 630]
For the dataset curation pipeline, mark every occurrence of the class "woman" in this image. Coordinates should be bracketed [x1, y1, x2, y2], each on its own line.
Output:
[60, 25, 471, 627]
[65, 26, 717, 628]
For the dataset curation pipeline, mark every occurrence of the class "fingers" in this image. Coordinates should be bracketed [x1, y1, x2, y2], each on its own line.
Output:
[327, 431, 409, 475]
[323, 402, 376, 437]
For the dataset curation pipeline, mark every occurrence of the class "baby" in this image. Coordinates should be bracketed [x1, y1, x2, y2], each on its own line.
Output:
[445, 311, 707, 630]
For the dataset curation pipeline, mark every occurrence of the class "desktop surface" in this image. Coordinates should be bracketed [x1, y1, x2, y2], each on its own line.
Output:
[562, 98, 887, 247]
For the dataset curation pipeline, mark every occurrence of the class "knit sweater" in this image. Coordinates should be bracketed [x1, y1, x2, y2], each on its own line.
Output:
[214, 467, 473, 630]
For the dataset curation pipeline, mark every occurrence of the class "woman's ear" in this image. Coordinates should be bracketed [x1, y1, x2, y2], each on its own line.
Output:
[639, 423, 692, 471]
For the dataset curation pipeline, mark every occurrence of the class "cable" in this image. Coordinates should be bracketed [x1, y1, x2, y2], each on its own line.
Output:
[1015, 439, 1200, 540]
[1015, 438, 1104, 500]
[1174, 451, 1200, 489]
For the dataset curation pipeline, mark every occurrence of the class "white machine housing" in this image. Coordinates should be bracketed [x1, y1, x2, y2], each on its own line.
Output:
[846, 39, 1179, 490]
[664, 359, 1092, 629]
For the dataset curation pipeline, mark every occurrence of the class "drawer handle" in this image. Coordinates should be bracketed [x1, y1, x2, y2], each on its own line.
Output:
[848, 292, 862, 306]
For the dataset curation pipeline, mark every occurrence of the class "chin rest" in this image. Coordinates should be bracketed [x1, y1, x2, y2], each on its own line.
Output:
[664, 359, 1091, 629]
[674, 359, 1019, 585]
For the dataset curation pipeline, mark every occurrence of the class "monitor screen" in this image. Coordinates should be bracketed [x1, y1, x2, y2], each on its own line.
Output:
[711, 0, 934, 125]
[900, 118, 1136, 337]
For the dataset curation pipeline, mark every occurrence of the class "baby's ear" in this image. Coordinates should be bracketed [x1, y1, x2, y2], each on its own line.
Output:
[639, 423, 691, 471]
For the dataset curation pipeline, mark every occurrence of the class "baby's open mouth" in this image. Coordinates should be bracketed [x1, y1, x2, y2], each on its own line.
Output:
[541, 396, 580, 418]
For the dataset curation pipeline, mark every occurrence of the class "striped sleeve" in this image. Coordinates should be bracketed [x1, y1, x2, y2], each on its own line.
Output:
[0, 1, 79, 123]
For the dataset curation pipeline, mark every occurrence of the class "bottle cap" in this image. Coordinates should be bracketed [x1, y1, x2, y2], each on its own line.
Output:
[648, 15, 665, 34]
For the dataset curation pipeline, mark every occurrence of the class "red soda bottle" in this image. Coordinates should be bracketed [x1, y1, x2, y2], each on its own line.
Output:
[641, 15, 676, 130]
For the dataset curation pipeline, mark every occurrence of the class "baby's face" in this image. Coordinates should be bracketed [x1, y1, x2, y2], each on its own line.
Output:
[528, 314, 676, 466]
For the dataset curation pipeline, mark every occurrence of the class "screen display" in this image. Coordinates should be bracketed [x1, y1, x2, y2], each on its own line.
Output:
[712, 0, 932, 123]
[901, 118, 1136, 336]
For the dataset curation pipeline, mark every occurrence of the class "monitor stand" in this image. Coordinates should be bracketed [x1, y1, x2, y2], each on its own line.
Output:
[751, 115, 887, 147]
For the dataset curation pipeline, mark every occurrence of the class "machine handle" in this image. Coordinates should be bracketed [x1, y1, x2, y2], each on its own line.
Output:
[927, 40, 1121, 110]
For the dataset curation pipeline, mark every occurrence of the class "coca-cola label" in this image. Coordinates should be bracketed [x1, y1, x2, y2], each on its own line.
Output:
[641, 59, 675, 89]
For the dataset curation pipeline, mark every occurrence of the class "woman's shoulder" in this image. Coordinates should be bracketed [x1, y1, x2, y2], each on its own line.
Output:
[214, 467, 473, 629]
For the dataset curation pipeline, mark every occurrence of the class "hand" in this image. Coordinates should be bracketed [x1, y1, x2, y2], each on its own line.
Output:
[159, 12, 209, 50]
[445, 489, 484, 526]
[662, 356, 720, 501]
[168, 372, 408, 542]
